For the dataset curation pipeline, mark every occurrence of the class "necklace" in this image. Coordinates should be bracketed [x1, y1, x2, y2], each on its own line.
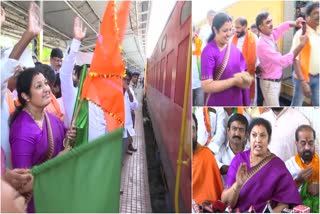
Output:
[23, 108, 44, 129]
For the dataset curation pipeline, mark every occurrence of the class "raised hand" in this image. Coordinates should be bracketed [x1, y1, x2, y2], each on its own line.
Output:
[296, 167, 313, 184]
[236, 162, 248, 189]
[28, 2, 43, 37]
[74, 16, 87, 41]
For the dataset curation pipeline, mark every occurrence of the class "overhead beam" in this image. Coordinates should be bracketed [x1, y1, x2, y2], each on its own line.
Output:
[2, 1, 72, 40]
[63, 0, 98, 34]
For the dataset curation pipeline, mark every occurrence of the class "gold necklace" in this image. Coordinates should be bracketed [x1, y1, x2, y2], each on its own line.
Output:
[23, 108, 44, 129]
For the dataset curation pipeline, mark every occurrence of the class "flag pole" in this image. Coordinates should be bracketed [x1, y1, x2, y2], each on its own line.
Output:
[65, 98, 84, 147]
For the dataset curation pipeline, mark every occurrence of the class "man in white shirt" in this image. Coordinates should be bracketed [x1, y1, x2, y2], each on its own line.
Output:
[122, 72, 138, 157]
[194, 107, 227, 154]
[285, 125, 319, 212]
[192, 27, 204, 106]
[198, 10, 216, 48]
[1, 3, 40, 168]
[215, 113, 250, 181]
[260, 107, 311, 162]
[50, 48, 63, 74]
[1, 2, 39, 192]
[60, 17, 107, 141]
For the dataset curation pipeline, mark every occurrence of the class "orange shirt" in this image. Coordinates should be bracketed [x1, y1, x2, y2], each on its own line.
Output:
[192, 146, 223, 204]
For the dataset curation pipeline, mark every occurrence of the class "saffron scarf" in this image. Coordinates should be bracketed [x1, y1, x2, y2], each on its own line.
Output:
[203, 107, 212, 146]
[295, 153, 319, 183]
[232, 31, 256, 99]
[298, 41, 311, 82]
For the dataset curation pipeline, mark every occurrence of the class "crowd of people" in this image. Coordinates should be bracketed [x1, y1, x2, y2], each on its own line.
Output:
[192, 107, 319, 212]
[1, 2, 140, 212]
[192, 1, 319, 106]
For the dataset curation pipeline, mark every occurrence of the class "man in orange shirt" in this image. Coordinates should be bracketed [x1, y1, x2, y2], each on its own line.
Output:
[192, 113, 223, 206]
[290, 1, 319, 106]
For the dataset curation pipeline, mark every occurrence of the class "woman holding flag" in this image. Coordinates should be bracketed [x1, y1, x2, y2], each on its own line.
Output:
[9, 67, 76, 212]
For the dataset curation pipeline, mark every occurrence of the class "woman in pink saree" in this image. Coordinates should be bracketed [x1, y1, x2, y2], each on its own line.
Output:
[10, 68, 76, 212]
[221, 118, 301, 212]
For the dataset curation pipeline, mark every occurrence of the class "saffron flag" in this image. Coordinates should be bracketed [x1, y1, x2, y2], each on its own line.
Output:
[81, 0, 130, 132]
[72, 65, 89, 147]
[30, 128, 123, 212]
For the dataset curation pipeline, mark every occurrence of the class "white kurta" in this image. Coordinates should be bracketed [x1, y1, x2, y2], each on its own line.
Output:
[123, 87, 138, 138]
[198, 23, 212, 49]
[60, 38, 107, 142]
[1, 58, 19, 168]
[285, 156, 303, 191]
[195, 107, 228, 154]
[260, 108, 311, 162]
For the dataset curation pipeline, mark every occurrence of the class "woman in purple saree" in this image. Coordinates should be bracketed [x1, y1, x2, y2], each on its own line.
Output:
[9, 68, 76, 213]
[222, 118, 301, 212]
[201, 13, 251, 106]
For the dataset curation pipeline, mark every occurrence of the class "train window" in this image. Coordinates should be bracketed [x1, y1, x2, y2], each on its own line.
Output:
[165, 50, 175, 98]
[160, 58, 166, 93]
[180, 1, 191, 26]
[161, 35, 167, 52]
[174, 35, 189, 107]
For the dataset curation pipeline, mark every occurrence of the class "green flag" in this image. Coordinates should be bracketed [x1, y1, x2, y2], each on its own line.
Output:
[30, 128, 123, 213]
[72, 65, 89, 147]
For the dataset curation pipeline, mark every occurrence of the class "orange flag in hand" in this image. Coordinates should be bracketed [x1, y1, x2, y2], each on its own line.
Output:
[81, 0, 131, 131]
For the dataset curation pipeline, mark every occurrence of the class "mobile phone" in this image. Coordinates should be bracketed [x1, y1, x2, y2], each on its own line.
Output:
[302, 22, 306, 35]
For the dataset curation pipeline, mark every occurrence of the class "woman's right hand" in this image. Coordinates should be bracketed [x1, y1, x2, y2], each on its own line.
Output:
[235, 162, 247, 189]
[233, 72, 253, 89]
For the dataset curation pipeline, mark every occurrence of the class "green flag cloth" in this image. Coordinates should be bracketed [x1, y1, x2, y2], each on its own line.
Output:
[300, 181, 319, 213]
[30, 128, 123, 213]
[73, 65, 89, 147]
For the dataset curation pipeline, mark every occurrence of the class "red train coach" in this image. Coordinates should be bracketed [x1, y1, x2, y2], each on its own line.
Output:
[145, 1, 191, 212]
